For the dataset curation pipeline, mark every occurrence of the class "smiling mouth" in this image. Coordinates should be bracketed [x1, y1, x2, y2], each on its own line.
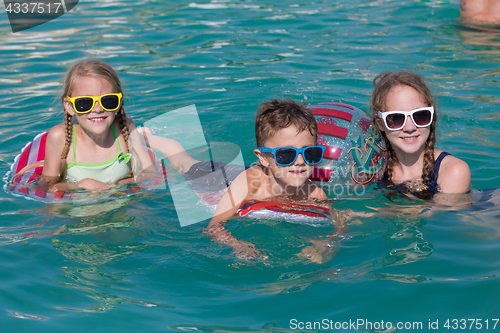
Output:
[289, 169, 306, 175]
[89, 116, 107, 122]
[401, 135, 419, 141]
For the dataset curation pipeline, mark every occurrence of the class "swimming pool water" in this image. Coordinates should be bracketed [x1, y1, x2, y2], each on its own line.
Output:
[1, 0, 500, 331]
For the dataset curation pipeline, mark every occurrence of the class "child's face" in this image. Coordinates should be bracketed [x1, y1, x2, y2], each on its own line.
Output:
[380, 85, 430, 156]
[64, 75, 117, 135]
[257, 125, 317, 191]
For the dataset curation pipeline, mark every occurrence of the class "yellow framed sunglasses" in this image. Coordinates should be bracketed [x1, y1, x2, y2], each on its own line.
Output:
[66, 93, 123, 114]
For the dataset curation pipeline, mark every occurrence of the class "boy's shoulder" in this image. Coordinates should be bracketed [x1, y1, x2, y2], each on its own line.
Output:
[228, 164, 268, 201]
[241, 164, 266, 192]
[245, 164, 266, 177]
[307, 179, 328, 200]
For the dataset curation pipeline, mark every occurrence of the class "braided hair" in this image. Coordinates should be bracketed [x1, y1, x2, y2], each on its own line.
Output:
[59, 60, 130, 181]
[370, 71, 437, 188]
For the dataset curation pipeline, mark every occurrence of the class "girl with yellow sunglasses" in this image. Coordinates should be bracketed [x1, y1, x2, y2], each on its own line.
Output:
[40, 60, 151, 191]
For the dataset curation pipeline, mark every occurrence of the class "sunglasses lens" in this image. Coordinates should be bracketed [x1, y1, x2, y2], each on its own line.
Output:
[74, 98, 94, 113]
[101, 94, 120, 110]
[275, 148, 297, 166]
[304, 147, 324, 164]
[386, 113, 406, 129]
[413, 109, 432, 126]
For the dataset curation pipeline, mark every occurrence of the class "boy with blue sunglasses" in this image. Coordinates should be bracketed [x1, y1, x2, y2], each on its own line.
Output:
[204, 98, 330, 260]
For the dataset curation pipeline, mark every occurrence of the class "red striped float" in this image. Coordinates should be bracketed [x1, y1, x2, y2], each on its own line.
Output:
[309, 103, 387, 188]
[194, 190, 330, 223]
[4, 132, 164, 204]
[236, 200, 329, 222]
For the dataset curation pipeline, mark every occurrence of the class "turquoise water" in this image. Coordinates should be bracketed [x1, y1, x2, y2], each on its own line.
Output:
[1, 0, 500, 331]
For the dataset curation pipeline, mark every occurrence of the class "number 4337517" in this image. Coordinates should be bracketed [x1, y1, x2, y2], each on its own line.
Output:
[444, 319, 498, 330]
[5, 2, 63, 14]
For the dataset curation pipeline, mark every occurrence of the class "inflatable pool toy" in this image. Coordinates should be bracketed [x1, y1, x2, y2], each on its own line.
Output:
[4, 131, 165, 204]
[237, 200, 330, 223]
[309, 102, 387, 186]
[193, 189, 330, 223]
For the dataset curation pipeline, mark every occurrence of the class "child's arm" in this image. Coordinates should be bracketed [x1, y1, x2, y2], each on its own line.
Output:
[436, 155, 471, 194]
[125, 120, 168, 186]
[134, 127, 199, 174]
[41, 124, 66, 182]
[209, 171, 250, 224]
[297, 200, 354, 264]
[204, 167, 267, 260]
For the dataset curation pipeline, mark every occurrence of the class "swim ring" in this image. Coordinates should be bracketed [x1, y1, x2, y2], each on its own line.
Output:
[4, 131, 165, 204]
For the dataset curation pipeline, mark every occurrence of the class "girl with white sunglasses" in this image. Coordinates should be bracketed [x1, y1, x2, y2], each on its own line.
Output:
[371, 71, 471, 197]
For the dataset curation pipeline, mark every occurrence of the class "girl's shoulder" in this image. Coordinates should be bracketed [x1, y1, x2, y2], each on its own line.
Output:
[43, 124, 70, 177]
[125, 115, 134, 126]
[115, 115, 135, 128]
[435, 149, 471, 193]
[435, 149, 469, 174]
[112, 115, 136, 138]
[47, 123, 66, 136]
[46, 124, 68, 148]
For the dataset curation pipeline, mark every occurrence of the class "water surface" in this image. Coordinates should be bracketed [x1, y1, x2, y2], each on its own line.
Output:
[1, 0, 500, 332]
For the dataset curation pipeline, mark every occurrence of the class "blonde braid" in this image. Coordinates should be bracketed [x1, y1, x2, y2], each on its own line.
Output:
[116, 106, 130, 152]
[58, 112, 73, 181]
[116, 106, 136, 180]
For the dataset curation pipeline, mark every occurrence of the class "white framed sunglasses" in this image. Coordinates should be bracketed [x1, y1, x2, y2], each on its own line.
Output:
[377, 106, 434, 131]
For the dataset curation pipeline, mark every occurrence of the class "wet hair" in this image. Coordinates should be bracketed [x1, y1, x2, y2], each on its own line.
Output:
[255, 98, 318, 147]
[59, 60, 130, 181]
[370, 71, 437, 188]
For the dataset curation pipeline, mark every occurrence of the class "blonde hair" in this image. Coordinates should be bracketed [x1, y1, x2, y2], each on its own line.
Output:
[370, 71, 437, 188]
[59, 60, 130, 180]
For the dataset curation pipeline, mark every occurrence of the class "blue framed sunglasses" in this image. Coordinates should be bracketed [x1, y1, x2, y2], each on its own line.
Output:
[258, 145, 326, 166]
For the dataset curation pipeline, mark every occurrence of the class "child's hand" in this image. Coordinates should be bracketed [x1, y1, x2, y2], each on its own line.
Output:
[204, 223, 268, 261]
[297, 240, 338, 264]
[36, 176, 60, 192]
[232, 241, 268, 261]
[76, 178, 110, 191]
[114, 177, 136, 187]
[135, 166, 164, 189]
